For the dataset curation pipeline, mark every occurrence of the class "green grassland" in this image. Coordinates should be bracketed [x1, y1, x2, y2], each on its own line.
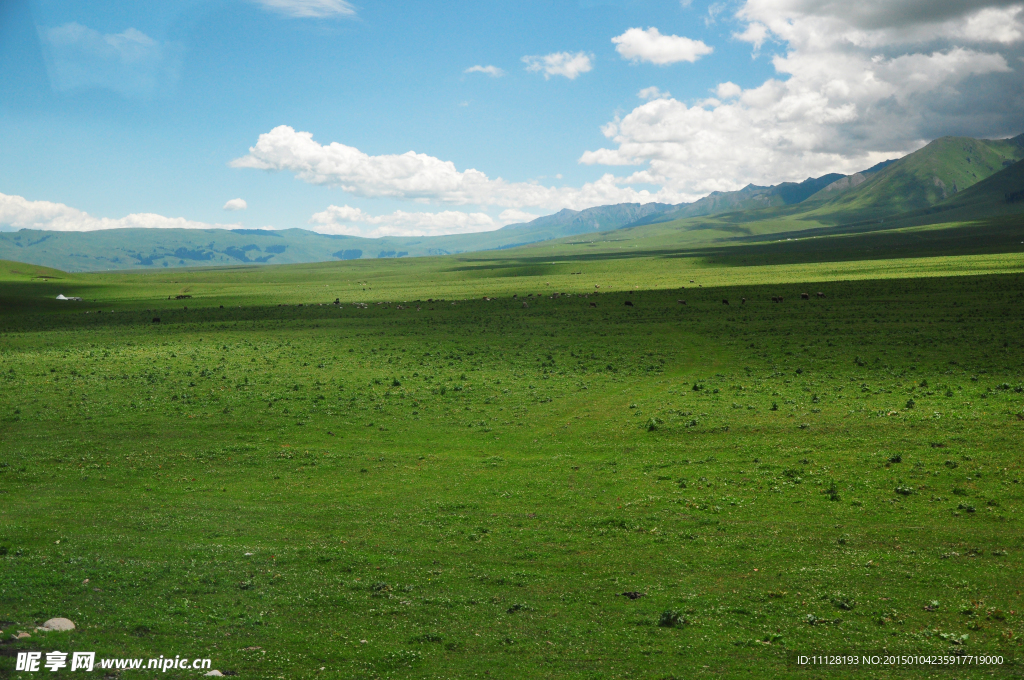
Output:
[2, 236, 1024, 679]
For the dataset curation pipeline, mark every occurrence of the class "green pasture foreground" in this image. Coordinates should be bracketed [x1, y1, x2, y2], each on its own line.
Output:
[1, 260, 1023, 678]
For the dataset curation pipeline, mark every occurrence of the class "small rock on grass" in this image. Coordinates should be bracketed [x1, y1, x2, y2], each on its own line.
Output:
[38, 618, 75, 631]
[205, 671, 224, 677]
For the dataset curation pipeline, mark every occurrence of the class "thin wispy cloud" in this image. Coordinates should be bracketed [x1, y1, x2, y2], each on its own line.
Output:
[464, 65, 504, 77]
[522, 51, 593, 79]
[252, 0, 356, 18]
[637, 86, 671, 100]
[40, 23, 183, 98]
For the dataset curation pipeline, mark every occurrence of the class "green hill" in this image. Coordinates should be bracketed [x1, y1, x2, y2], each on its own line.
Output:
[808, 134, 1024, 217]
[2, 133, 1021, 273]
[0, 258, 73, 282]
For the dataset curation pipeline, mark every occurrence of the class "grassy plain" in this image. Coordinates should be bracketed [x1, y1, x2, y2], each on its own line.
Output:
[1, 239, 1023, 679]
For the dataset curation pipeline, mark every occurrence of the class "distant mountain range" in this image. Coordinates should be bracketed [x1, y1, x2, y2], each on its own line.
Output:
[1, 133, 1021, 272]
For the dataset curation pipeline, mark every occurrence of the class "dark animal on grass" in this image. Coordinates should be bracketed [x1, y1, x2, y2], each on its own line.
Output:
[741, 297, 746, 304]
[522, 302, 529, 308]
[590, 302, 597, 308]
[624, 300, 634, 306]
[677, 300, 686, 305]
[152, 317, 160, 323]
[801, 292, 810, 300]
[817, 292, 825, 298]
[722, 299, 729, 305]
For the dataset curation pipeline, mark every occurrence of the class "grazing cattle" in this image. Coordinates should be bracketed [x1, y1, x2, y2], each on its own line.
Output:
[589, 302, 597, 308]
[801, 292, 810, 300]
[152, 317, 160, 323]
[722, 299, 729, 305]
[677, 300, 686, 305]
[741, 297, 746, 304]
[624, 300, 634, 307]
[816, 292, 826, 298]
[512, 294, 518, 298]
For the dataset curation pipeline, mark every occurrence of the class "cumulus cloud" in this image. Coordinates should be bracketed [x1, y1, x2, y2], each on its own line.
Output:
[522, 51, 594, 79]
[464, 65, 504, 77]
[231, 125, 681, 209]
[579, 0, 1024, 198]
[223, 198, 248, 211]
[0, 192, 241, 232]
[612, 27, 713, 65]
[737, 0, 1024, 43]
[252, 0, 356, 18]
[308, 205, 508, 238]
[40, 23, 183, 98]
[714, 81, 742, 98]
[733, 22, 769, 51]
[638, 86, 672, 100]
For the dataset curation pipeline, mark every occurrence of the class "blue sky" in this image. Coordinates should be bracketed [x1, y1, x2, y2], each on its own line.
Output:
[1, 0, 1022, 237]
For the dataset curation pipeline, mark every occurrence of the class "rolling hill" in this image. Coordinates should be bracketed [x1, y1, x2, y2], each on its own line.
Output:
[1, 133, 1020, 272]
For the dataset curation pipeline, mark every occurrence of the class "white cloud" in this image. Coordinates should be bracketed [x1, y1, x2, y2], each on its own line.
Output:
[579, 1, 1024, 198]
[714, 81, 742, 98]
[231, 125, 680, 209]
[612, 27, 713, 65]
[309, 205, 507, 238]
[638, 86, 672, 100]
[40, 23, 183, 98]
[223, 198, 248, 211]
[498, 208, 541, 224]
[735, 1, 1024, 48]
[522, 51, 594, 79]
[733, 22, 769, 51]
[252, 0, 356, 18]
[464, 65, 505, 77]
[0, 192, 242, 232]
[705, 2, 728, 26]
[960, 6, 1024, 44]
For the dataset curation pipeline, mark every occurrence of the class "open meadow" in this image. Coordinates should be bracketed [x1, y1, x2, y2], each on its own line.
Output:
[2, 244, 1024, 679]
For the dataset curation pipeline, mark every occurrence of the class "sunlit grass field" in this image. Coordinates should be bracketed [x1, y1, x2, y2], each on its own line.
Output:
[1, 244, 1023, 678]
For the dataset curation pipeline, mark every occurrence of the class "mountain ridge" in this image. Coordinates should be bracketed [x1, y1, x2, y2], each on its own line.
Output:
[1, 133, 1021, 272]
